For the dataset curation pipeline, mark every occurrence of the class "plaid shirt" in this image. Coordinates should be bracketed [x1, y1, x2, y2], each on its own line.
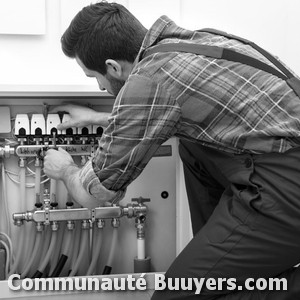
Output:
[80, 16, 300, 200]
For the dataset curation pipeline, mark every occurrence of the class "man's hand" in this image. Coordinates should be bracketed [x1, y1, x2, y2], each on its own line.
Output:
[49, 103, 110, 130]
[43, 147, 77, 180]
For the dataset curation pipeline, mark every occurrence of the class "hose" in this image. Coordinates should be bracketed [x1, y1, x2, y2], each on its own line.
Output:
[1, 161, 10, 236]
[69, 221, 81, 274]
[50, 255, 68, 278]
[8, 165, 26, 275]
[102, 226, 118, 275]
[49, 223, 64, 275]
[50, 228, 73, 277]
[69, 226, 88, 277]
[0, 240, 10, 279]
[50, 179, 57, 203]
[35, 165, 41, 203]
[20, 231, 42, 278]
[32, 230, 57, 278]
[86, 226, 103, 276]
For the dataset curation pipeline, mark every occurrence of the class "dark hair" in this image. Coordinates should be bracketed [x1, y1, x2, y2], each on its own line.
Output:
[61, 1, 147, 74]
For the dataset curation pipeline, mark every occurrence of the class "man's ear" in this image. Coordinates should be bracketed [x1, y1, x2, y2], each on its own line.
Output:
[105, 59, 122, 78]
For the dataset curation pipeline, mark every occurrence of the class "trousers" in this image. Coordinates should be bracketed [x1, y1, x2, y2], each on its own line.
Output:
[151, 140, 300, 299]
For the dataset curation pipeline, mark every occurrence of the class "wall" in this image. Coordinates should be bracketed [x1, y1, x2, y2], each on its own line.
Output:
[0, 0, 300, 92]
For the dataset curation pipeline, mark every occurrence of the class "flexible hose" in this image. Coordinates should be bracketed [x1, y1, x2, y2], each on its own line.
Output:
[35, 165, 41, 203]
[20, 231, 42, 278]
[0, 240, 10, 279]
[50, 255, 68, 278]
[23, 162, 41, 268]
[107, 227, 118, 267]
[50, 228, 73, 277]
[69, 228, 88, 277]
[86, 227, 103, 275]
[8, 166, 26, 275]
[50, 179, 57, 203]
[102, 227, 118, 275]
[61, 228, 73, 257]
[32, 230, 57, 278]
[49, 223, 65, 275]
[39, 226, 51, 264]
[70, 221, 81, 273]
[1, 161, 10, 236]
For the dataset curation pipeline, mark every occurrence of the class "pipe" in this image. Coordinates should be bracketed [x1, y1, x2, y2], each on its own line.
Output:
[8, 161, 26, 275]
[137, 238, 146, 259]
[20, 231, 42, 278]
[35, 159, 41, 204]
[86, 221, 104, 276]
[102, 219, 119, 275]
[39, 226, 51, 264]
[69, 221, 81, 274]
[1, 161, 10, 236]
[50, 227, 73, 277]
[32, 230, 58, 278]
[0, 240, 10, 279]
[49, 223, 64, 275]
[134, 215, 151, 273]
[50, 179, 57, 203]
[69, 222, 89, 277]
[22, 158, 42, 269]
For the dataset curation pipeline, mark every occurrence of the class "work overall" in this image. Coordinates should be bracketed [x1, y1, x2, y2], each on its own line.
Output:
[152, 140, 300, 299]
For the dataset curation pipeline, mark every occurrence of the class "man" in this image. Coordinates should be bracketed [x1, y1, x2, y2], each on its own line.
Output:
[44, 1, 300, 299]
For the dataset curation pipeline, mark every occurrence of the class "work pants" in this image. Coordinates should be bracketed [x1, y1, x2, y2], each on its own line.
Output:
[152, 140, 300, 299]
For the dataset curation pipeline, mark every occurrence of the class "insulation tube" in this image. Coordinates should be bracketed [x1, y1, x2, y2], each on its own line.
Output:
[50, 228, 73, 277]
[107, 227, 118, 267]
[50, 179, 57, 203]
[20, 231, 42, 278]
[86, 223, 103, 276]
[32, 230, 58, 278]
[102, 220, 119, 275]
[137, 238, 146, 259]
[23, 159, 42, 270]
[35, 162, 41, 204]
[49, 223, 65, 275]
[69, 221, 81, 273]
[8, 162, 26, 275]
[69, 222, 89, 277]
[1, 161, 10, 236]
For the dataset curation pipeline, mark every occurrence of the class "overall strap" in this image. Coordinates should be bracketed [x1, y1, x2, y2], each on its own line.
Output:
[198, 28, 295, 79]
[143, 42, 286, 80]
[198, 28, 300, 97]
[142, 29, 300, 98]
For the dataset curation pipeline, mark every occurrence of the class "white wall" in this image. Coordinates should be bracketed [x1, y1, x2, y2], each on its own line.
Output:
[0, 0, 300, 92]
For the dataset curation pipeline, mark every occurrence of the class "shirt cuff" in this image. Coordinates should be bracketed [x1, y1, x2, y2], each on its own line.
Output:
[79, 159, 125, 205]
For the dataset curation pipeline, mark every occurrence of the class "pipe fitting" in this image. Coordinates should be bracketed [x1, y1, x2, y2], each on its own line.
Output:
[81, 220, 90, 230]
[51, 221, 59, 231]
[36, 222, 44, 232]
[97, 219, 105, 229]
[111, 218, 120, 228]
[18, 157, 26, 168]
[0, 145, 14, 158]
[67, 220, 75, 230]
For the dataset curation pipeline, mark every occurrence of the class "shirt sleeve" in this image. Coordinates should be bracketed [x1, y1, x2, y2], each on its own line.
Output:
[80, 74, 181, 197]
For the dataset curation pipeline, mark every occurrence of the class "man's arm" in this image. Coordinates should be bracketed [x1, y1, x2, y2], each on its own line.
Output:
[44, 148, 120, 208]
[49, 104, 110, 130]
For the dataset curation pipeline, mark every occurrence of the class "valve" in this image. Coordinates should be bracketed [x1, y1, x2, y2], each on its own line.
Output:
[0, 145, 14, 158]
[132, 197, 150, 205]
